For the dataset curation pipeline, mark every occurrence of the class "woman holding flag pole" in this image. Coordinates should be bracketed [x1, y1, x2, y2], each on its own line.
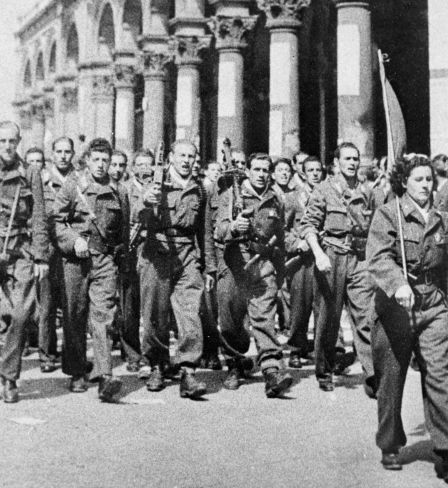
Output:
[366, 52, 448, 479]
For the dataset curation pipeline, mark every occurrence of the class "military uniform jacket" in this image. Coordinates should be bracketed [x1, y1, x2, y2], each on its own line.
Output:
[367, 193, 448, 298]
[0, 157, 49, 263]
[284, 185, 313, 255]
[213, 180, 285, 264]
[137, 169, 204, 257]
[52, 172, 129, 257]
[300, 175, 372, 252]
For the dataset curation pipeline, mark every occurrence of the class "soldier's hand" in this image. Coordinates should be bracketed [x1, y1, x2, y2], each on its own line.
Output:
[34, 263, 49, 280]
[231, 213, 251, 234]
[297, 239, 310, 253]
[395, 284, 415, 311]
[74, 237, 89, 259]
[315, 251, 332, 273]
[205, 273, 216, 292]
[144, 184, 162, 206]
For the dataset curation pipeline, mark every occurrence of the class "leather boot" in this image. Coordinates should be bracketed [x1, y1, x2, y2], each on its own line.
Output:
[179, 369, 207, 399]
[2, 379, 18, 403]
[146, 365, 165, 392]
[223, 359, 242, 390]
[264, 368, 293, 398]
[381, 451, 402, 471]
[69, 375, 88, 393]
[98, 375, 122, 403]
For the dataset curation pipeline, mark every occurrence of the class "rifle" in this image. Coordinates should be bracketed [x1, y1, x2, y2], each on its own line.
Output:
[129, 222, 143, 252]
[0, 183, 21, 282]
[221, 138, 246, 219]
[152, 141, 167, 217]
[243, 235, 277, 271]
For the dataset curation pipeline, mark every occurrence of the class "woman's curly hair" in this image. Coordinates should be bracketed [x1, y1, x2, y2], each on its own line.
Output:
[390, 153, 436, 197]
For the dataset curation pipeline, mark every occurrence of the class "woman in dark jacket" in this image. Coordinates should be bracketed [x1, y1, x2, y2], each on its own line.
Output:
[367, 154, 448, 479]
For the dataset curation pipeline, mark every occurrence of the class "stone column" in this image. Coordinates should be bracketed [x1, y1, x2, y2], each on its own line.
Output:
[14, 100, 32, 154]
[61, 83, 79, 143]
[31, 94, 45, 149]
[78, 66, 96, 142]
[257, 0, 310, 157]
[335, 0, 374, 163]
[114, 64, 135, 154]
[92, 73, 115, 143]
[172, 37, 210, 141]
[141, 52, 172, 150]
[209, 15, 257, 155]
[43, 88, 55, 155]
[429, 0, 448, 154]
[114, 23, 138, 155]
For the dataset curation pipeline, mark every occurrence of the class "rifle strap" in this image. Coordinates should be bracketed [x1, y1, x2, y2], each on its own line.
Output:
[76, 186, 107, 241]
[2, 183, 22, 256]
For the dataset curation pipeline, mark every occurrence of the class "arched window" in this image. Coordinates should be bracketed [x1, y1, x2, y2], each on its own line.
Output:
[24, 61, 32, 88]
[99, 3, 115, 51]
[67, 23, 79, 66]
[36, 52, 45, 81]
[123, 0, 142, 40]
[49, 42, 57, 73]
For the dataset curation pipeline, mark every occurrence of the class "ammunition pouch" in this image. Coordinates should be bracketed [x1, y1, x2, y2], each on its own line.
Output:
[350, 236, 367, 261]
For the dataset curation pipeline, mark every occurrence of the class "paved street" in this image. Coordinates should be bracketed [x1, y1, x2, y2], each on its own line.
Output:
[0, 342, 445, 488]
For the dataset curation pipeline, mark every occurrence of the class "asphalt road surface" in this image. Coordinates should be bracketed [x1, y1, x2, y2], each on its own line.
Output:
[0, 344, 444, 488]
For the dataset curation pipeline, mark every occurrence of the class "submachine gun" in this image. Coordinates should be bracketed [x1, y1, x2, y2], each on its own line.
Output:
[129, 141, 169, 251]
[152, 140, 170, 218]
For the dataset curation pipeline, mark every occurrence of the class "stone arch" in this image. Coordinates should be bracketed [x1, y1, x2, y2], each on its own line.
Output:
[49, 42, 57, 73]
[99, 3, 115, 51]
[24, 60, 32, 89]
[36, 52, 45, 81]
[123, 0, 142, 40]
[66, 23, 79, 68]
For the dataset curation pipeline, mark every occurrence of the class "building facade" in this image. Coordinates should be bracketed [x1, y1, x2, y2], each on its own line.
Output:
[12, 0, 448, 165]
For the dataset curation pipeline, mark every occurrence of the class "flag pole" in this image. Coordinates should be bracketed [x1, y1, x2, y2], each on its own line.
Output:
[378, 49, 408, 281]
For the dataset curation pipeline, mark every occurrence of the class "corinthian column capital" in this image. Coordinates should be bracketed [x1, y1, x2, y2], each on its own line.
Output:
[208, 15, 257, 51]
[257, 0, 311, 29]
[170, 35, 212, 66]
[140, 51, 173, 80]
[114, 64, 135, 89]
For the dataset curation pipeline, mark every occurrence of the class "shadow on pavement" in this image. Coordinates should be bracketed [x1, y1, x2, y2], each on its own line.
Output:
[18, 376, 72, 401]
[400, 440, 437, 465]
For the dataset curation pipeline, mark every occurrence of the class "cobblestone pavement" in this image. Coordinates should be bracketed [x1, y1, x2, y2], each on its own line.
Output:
[0, 343, 444, 488]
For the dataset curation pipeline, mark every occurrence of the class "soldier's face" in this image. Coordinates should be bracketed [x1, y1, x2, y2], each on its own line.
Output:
[26, 151, 45, 171]
[249, 159, 271, 190]
[205, 162, 221, 183]
[53, 140, 74, 172]
[273, 162, 292, 187]
[304, 160, 323, 187]
[172, 143, 196, 178]
[87, 151, 110, 181]
[404, 165, 433, 207]
[233, 152, 247, 171]
[337, 147, 360, 180]
[109, 154, 127, 182]
[0, 127, 20, 164]
[134, 156, 154, 183]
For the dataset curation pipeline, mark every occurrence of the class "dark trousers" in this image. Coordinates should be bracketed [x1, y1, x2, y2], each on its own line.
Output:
[201, 284, 220, 357]
[287, 253, 317, 356]
[36, 251, 61, 362]
[277, 277, 291, 331]
[217, 258, 282, 372]
[314, 247, 374, 380]
[373, 288, 448, 453]
[118, 251, 141, 364]
[0, 256, 36, 381]
[139, 244, 203, 367]
[61, 254, 118, 378]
